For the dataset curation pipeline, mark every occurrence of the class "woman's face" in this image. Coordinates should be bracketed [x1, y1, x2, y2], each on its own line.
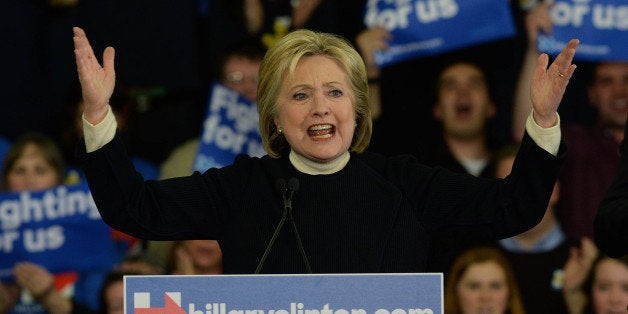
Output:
[6, 143, 58, 192]
[457, 261, 509, 314]
[104, 280, 124, 314]
[184, 240, 222, 274]
[274, 55, 356, 162]
[591, 258, 628, 313]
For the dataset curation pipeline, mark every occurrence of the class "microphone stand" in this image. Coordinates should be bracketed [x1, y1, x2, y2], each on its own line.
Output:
[254, 178, 312, 274]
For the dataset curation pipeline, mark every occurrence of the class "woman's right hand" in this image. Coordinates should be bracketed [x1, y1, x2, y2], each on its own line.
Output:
[73, 26, 116, 125]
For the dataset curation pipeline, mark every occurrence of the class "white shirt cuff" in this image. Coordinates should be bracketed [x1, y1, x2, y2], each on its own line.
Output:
[82, 105, 117, 153]
[525, 111, 561, 156]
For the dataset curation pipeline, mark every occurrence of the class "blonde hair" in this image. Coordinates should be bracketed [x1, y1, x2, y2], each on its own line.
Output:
[257, 29, 372, 158]
[444, 246, 526, 314]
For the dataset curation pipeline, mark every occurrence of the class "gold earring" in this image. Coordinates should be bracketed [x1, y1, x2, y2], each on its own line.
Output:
[277, 126, 283, 134]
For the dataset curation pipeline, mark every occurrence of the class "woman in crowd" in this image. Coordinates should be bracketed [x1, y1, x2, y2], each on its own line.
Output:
[166, 240, 223, 275]
[0, 132, 91, 313]
[97, 270, 144, 314]
[444, 246, 525, 314]
[73, 25, 578, 274]
[563, 253, 628, 314]
[585, 255, 628, 313]
[0, 132, 65, 191]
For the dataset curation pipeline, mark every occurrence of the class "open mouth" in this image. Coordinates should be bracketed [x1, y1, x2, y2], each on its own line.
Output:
[455, 103, 472, 118]
[611, 98, 627, 110]
[456, 103, 471, 114]
[308, 124, 335, 140]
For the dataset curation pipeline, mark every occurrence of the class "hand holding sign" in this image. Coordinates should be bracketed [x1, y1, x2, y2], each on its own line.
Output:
[355, 26, 392, 79]
[363, 0, 517, 67]
[538, 0, 628, 61]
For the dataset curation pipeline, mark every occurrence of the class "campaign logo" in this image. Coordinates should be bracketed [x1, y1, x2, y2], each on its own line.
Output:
[134, 292, 185, 314]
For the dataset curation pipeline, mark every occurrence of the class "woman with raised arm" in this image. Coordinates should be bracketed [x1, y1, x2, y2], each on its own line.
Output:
[73, 26, 578, 274]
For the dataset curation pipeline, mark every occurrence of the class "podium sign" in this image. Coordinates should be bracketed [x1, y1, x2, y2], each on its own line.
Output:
[125, 273, 443, 314]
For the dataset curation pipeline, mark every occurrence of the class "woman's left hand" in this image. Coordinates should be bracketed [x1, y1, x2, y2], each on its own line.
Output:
[530, 39, 579, 128]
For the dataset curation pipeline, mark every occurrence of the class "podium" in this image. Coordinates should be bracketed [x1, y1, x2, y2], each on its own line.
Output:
[125, 273, 442, 314]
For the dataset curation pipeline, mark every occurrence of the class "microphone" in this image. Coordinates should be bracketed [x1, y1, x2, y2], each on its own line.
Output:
[287, 177, 299, 191]
[281, 177, 299, 211]
[255, 179, 289, 274]
[254, 177, 311, 273]
[284, 178, 312, 273]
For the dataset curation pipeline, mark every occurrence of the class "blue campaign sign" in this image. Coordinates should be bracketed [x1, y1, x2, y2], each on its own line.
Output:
[0, 182, 117, 281]
[538, 0, 628, 61]
[195, 82, 266, 172]
[125, 273, 443, 314]
[363, 0, 517, 67]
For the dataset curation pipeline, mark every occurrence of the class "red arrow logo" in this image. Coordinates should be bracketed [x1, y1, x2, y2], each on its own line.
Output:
[134, 293, 186, 314]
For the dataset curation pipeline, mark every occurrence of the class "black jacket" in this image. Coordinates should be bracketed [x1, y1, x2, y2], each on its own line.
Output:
[79, 132, 565, 274]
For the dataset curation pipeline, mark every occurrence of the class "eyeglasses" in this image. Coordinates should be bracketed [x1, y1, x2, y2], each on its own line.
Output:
[224, 71, 259, 84]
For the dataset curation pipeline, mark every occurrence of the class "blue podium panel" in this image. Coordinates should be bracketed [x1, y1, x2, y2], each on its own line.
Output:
[125, 273, 443, 314]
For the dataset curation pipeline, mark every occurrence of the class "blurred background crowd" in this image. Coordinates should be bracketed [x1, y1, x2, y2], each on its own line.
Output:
[1, 0, 627, 313]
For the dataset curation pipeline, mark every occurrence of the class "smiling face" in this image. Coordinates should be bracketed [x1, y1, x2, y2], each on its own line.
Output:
[434, 62, 495, 140]
[591, 258, 628, 314]
[273, 55, 356, 162]
[589, 62, 628, 132]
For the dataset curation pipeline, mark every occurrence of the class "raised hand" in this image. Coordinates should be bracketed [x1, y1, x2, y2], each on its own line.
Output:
[562, 237, 598, 293]
[72, 26, 116, 125]
[530, 39, 579, 128]
[524, 1, 554, 48]
[561, 237, 598, 314]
